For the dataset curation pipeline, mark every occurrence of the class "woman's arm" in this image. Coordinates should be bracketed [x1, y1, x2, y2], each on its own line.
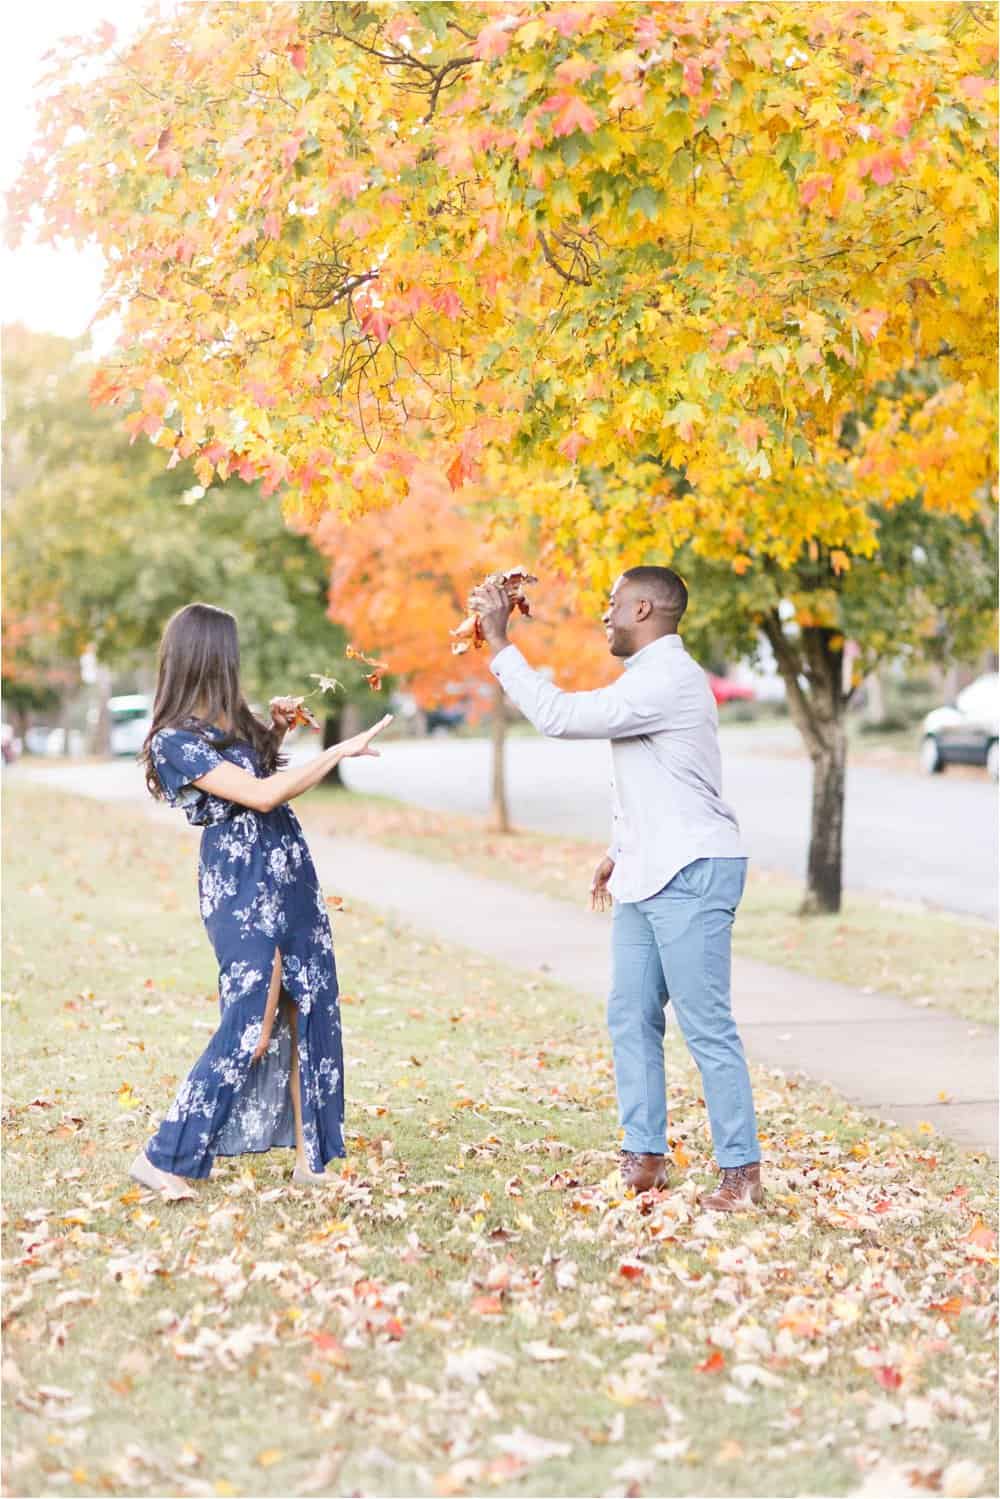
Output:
[190, 714, 393, 813]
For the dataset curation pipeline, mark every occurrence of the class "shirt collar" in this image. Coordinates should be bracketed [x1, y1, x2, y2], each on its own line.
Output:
[624, 633, 684, 670]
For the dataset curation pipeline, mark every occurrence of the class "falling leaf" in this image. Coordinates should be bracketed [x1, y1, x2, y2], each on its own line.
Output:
[309, 674, 344, 695]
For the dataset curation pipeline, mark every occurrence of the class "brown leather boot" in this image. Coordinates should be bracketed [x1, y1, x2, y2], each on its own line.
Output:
[700, 1162, 764, 1212]
[620, 1151, 669, 1193]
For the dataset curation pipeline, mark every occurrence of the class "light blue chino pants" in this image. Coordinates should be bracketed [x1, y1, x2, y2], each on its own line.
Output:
[608, 856, 760, 1168]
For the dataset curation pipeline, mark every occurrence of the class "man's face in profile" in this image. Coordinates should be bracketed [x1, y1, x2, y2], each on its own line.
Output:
[602, 576, 641, 658]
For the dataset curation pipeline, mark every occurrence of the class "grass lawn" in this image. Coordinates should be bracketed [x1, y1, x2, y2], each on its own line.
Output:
[3, 784, 997, 1499]
[302, 790, 998, 1028]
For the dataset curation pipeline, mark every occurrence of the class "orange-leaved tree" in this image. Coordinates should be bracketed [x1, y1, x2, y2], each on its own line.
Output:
[311, 468, 614, 831]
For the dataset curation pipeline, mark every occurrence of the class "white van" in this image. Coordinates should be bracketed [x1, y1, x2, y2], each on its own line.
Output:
[109, 695, 152, 756]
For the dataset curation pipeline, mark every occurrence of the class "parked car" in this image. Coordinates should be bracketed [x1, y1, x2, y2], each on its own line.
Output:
[709, 675, 755, 707]
[426, 705, 466, 735]
[920, 673, 999, 779]
[109, 694, 153, 756]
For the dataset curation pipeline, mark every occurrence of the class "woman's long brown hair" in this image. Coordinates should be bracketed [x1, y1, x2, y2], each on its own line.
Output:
[142, 603, 282, 798]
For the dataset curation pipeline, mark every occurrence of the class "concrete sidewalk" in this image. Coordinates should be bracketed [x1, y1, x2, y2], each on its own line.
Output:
[307, 832, 998, 1158]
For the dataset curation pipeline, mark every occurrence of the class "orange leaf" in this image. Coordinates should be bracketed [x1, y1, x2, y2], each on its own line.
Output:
[778, 1311, 821, 1339]
[965, 1219, 997, 1251]
[928, 1296, 964, 1320]
[471, 1294, 505, 1316]
[696, 1349, 726, 1374]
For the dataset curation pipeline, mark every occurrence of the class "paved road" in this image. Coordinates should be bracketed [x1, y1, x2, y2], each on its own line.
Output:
[339, 731, 997, 919]
[18, 729, 997, 918]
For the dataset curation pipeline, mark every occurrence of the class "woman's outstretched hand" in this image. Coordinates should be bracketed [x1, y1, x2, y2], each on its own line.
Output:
[338, 714, 394, 760]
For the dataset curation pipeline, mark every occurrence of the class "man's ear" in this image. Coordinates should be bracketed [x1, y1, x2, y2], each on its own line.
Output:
[634, 597, 652, 622]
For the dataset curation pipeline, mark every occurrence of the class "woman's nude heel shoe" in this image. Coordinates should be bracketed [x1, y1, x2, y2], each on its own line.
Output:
[130, 1150, 196, 1201]
[291, 1164, 337, 1187]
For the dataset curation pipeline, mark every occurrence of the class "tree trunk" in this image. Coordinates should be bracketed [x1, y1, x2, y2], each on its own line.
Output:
[57, 693, 74, 756]
[89, 665, 113, 758]
[321, 707, 344, 786]
[490, 678, 511, 834]
[863, 665, 886, 727]
[805, 721, 847, 914]
[762, 616, 848, 915]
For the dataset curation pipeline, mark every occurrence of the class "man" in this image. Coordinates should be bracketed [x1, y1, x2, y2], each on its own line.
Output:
[469, 566, 763, 1211]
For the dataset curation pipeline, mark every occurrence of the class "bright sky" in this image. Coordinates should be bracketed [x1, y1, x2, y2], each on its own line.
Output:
[1, 0, 160, 347]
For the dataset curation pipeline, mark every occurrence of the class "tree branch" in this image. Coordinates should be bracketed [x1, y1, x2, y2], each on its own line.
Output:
[537, 229, 592, 286]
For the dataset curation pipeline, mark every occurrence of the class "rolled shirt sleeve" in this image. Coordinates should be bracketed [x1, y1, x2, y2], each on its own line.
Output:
[489, 644, 671, 741]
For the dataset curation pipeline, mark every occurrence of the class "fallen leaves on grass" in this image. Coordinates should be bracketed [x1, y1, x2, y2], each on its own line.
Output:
[3, 785, 998, 1497]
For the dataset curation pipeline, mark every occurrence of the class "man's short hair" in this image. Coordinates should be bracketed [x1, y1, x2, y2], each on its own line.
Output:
[621, 566, 688, 621]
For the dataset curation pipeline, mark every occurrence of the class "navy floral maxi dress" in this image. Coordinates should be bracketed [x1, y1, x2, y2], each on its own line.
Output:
[143, 723, 344, 1178]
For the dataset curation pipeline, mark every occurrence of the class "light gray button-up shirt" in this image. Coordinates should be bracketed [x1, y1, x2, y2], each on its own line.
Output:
[490, 634, 744, 904]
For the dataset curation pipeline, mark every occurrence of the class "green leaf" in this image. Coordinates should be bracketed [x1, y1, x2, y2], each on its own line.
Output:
[628, 185, 664, 221]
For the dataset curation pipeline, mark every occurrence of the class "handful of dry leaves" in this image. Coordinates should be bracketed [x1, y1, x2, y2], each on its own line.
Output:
[450, 568, 539, 656]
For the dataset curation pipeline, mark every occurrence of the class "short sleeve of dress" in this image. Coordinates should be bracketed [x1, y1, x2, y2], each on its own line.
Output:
[152, 728, 225, 809]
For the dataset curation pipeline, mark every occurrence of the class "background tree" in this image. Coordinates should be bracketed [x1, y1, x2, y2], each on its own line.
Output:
[2, 325, 368, 763]
[11, 2, 996, 905]
[312, 466, 615, 831]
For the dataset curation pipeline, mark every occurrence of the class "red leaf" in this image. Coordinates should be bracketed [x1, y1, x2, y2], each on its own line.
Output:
[558, 431, 586, 461]
[473, 21, 513, 61]
[696, 1349, 726, 1374]
[471, 1294, 504, 1316]
[619, 1262, 644, 1281]
[446, 447, 476, 490]
[799, 173, 833, 206]
[543, 91, 598, 138]
[959, 75, 991, 102]
[309, 1331, 349, 1367]
[361, 307, 392, 344]
[682, 57, 704, 96]
[874, 1365, 902, 1390]
[432, 288, 463, 320]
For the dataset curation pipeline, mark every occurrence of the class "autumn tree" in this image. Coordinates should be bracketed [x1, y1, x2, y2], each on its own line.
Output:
[312, 467, 614, 831]
[12, 2, 996, 905]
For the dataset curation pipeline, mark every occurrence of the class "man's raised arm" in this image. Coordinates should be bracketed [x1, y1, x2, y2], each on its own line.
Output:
[489, 643, 666, 741]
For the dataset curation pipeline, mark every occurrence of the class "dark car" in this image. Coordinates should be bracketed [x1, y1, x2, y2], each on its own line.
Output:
[920, 673, 999, 779]
[426, 706, 466, 735]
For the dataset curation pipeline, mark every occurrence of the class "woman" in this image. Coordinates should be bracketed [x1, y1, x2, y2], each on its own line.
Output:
[130, 602, 392, 1199]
